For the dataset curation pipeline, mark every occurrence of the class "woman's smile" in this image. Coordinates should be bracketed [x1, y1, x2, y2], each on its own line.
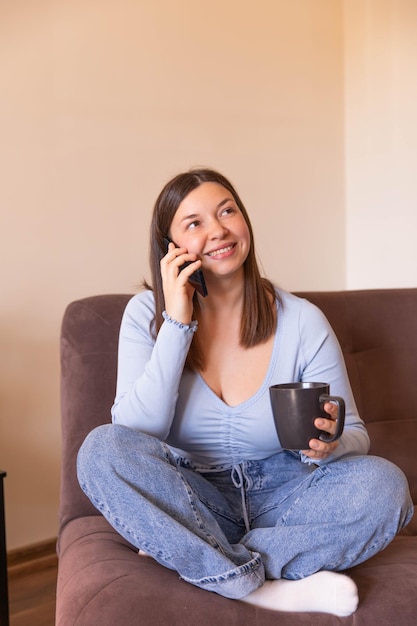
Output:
[206, 243, 236, 259]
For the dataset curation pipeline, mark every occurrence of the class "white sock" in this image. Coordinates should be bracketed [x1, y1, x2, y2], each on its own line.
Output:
[241, 571, 358, 617]
[138, 549, 152, 558]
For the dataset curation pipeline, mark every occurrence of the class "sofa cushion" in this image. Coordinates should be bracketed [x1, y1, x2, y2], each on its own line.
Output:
[56, 516, 417, 626]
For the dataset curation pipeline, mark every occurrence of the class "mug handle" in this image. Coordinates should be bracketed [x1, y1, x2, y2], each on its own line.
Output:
[318, 394, 345, 442]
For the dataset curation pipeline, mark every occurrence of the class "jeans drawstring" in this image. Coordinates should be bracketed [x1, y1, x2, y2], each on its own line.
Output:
[231, 464, 251, 534]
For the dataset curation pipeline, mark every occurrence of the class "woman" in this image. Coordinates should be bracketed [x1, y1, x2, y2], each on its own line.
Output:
[77, 168, 412, 616]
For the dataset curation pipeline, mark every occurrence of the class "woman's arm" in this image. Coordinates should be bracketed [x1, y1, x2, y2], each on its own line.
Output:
[298, 299, 370, 463]
[111, 293, 197, 439]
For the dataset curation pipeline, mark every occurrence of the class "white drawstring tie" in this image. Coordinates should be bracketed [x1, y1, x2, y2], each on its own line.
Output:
[231, 464, 251, 534]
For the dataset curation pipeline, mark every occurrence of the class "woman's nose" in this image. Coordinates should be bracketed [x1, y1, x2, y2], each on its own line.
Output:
[208, 219, 228, 239]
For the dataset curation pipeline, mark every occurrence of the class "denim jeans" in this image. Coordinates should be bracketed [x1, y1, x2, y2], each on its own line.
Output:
[77, 424, 413, 600]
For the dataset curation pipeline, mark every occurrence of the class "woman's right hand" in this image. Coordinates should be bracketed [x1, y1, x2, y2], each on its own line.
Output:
[161, 242, 202, 325]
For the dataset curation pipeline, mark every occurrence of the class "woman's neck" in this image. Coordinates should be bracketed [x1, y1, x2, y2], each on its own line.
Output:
[196, 274, 245, 318]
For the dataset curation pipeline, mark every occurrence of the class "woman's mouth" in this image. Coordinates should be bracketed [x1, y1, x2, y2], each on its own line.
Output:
[206, 244, 235, 258]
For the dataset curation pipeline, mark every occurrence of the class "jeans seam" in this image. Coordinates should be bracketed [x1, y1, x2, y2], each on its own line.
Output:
[181, 553, 263, 586]
[175, 463, 230, 554]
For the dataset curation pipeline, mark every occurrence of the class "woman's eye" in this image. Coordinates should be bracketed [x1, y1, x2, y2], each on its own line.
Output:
[221, 206, 235, 216]
[187, 220, 200, 230]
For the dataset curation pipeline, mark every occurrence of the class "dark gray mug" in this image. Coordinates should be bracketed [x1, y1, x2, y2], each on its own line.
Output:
[269, 382, 345, 450]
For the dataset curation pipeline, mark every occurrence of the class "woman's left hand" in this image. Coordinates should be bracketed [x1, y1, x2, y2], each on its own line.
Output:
[301, 402, 340, 461]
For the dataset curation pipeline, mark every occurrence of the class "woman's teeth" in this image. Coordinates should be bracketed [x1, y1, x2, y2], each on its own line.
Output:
[208, 245, 234, 257]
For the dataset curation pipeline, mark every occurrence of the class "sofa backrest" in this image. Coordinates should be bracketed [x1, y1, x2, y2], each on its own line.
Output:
[59, 294, 131, 530]
[59, 289, 417, 535]
[298, 289, 417, 502]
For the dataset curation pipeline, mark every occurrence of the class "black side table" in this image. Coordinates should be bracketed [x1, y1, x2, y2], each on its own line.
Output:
[0, 471, 8, 626]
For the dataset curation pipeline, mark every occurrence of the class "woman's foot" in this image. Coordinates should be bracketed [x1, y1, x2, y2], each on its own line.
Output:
[241, 571, 358, 616]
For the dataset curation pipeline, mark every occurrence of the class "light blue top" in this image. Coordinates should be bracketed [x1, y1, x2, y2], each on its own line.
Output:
[111, 288, 370, 467]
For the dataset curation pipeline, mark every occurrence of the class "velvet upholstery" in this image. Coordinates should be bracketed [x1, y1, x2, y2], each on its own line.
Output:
[56, 289, 417, 625]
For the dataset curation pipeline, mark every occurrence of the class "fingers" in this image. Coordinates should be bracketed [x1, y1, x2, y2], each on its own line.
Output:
[160, 242, 201, 325]
[302, 402, 340, 460]
[302, 438, 339, 460]
[162, 243, 200, 279]
[323, 401, 339, 419]
[316, 402, 338, 435]
[315, 417, 336, 436]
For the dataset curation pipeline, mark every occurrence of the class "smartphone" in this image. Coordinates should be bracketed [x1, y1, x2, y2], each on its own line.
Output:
[163, 237, 208, 297]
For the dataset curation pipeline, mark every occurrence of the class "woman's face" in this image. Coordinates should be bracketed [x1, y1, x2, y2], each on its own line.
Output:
[169, 182, 251, 281]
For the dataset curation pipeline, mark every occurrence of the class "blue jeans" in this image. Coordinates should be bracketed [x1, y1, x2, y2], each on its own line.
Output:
[77, 424, 413, 600]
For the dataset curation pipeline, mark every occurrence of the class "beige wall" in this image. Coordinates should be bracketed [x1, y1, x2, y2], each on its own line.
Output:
[345, 0, 417, 288]
[1, 0, 345, 550]
[2, 0, 415, 551]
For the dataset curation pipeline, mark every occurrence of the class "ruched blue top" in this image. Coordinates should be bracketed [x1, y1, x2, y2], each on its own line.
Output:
[111, 288, 369, 467]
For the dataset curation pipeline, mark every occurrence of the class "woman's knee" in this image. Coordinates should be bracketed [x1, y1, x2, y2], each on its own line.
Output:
[77, 424, 170, 481]
[78, 423, 116, 467]
[76, 424, 114, 487]
[364, 456, 410, 496]
[354, 455, 413, 525]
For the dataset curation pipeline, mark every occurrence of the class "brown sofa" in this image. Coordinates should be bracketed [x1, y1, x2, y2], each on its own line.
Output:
[56, 288, 417, 625]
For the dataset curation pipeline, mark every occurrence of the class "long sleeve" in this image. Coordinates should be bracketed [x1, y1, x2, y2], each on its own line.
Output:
[297, 297, 370, 463]
[111, 292, 197, 439]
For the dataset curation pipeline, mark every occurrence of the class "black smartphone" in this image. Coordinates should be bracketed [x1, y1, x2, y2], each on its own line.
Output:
[163, 237, 208, 297]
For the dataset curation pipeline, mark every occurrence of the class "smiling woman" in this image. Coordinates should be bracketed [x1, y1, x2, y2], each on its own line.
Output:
[146, 169, 277, 372]
[161, 177, 276, 404]
[76, 168, 412, 617]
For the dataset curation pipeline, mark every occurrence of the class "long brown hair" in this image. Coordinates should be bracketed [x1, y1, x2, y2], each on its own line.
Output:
[144, 168, 277, 370]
